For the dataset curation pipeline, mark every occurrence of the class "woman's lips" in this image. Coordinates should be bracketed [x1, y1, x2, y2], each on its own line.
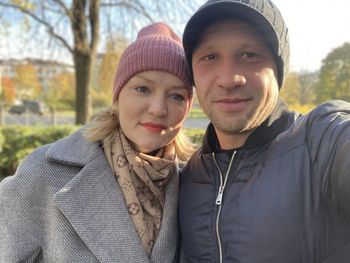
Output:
[141, 122, 166, 132]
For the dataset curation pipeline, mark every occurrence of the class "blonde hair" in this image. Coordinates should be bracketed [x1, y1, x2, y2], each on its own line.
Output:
[84, 104, 196, 164]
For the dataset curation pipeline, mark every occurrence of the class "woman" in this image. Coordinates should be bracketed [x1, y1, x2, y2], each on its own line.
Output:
[0, 22, 194, 262]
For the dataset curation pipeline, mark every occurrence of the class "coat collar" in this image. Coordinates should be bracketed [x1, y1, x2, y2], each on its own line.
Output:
[47, 129, 178, 262]
[46, 127, 101, 166]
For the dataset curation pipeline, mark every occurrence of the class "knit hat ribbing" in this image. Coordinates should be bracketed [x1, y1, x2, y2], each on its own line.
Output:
[183, 0, 290, 88]
[113, 22, 192, 103]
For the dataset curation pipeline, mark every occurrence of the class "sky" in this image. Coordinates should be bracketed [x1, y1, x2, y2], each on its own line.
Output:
[1, 0, 350, 73]
[272, 0, 350, 72]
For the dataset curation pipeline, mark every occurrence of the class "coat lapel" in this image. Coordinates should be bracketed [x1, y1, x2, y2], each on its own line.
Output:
[150, 169, 179, 262]
[48, 129, 149, 262]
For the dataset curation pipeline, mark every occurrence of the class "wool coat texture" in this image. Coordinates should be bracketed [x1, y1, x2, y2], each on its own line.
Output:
[0, 129, 179, 263]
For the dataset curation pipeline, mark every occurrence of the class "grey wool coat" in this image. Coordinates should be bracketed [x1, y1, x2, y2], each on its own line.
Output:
[0, 129, 179, 263]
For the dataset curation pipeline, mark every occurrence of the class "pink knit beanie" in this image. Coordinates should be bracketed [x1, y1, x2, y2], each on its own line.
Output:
[112, 22, 193, 103]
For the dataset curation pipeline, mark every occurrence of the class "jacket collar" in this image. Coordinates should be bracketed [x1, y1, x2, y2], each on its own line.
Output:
[202, 98, 299, 153]
[46, 127, 101, 166]
[47, 129, 178, 262]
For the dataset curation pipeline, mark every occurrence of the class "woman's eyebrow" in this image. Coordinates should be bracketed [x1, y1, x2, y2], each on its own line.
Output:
[134, 75, 154, 84]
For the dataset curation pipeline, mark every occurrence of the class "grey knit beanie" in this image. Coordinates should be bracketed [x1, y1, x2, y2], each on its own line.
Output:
[183, 0, 290, 88]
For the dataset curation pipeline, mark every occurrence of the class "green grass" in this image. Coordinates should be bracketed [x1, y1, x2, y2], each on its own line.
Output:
[184, 128, 206, 145]
[54, 110, 75, 117]
[188, 107, 206, 119]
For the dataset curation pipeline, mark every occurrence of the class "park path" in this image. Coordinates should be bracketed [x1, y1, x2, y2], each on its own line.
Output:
[2, 112, 210, 129]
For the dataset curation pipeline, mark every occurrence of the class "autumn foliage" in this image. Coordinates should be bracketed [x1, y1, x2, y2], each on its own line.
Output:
[14, 63, 42, 100]
[1, 77, 16, 104]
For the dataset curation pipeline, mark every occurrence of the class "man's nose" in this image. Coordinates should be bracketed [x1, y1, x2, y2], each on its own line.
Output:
[217, 60, 246, 89]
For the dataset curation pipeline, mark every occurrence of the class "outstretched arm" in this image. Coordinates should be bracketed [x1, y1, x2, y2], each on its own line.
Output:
[306, 100, 350, 216]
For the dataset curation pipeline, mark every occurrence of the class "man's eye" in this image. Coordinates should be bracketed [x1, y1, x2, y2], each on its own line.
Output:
[198, 54, 218, 62]
[135, 86, 149, 93]
[202, 54, 217, 61]
[241, 52, 258, 58]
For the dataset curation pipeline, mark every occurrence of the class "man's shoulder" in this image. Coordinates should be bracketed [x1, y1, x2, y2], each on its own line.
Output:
[294, 100, 350, 130]
[309, 100, 350, 117]
[277, 100, 350, 152]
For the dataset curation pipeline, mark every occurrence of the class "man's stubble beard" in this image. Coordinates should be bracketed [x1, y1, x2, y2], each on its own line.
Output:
[203, 92, 278, 137]
[208, 108, 257, 136]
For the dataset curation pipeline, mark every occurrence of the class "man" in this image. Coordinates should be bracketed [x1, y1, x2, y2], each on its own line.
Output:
[179, 0, 350, 262]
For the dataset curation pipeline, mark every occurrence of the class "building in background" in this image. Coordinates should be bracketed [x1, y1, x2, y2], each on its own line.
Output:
[0, 58, 74, 92]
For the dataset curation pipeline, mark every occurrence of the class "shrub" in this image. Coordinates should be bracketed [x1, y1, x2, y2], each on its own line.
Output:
[184, 128, 205, 145]
[0, 125, 80, 178]
[0, 126, 206, 179]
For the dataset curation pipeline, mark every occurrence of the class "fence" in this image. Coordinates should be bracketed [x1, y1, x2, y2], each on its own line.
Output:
[0, 105, 72, 126]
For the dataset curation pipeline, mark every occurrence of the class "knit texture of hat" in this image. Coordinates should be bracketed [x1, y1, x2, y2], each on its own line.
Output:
[113, 22, 192, 103]
[183, 0, 290, 88]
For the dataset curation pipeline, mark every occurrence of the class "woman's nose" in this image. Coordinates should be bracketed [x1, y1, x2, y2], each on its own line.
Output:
[148, 97, 168, 117]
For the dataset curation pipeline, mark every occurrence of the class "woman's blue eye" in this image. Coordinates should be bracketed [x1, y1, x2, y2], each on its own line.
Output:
[170, 94, 185, 101]
[135, 86, 149, 93]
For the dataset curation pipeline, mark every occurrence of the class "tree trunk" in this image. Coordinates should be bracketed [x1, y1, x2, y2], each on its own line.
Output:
[71, 0, 99, 124]
[74, 50, 93, 124]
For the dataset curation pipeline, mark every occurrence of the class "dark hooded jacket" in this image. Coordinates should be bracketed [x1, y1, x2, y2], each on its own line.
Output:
[179, 100, 350, 263]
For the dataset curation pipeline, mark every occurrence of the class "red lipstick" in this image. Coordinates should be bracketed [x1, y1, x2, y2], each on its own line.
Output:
[142, 122, 166, 132]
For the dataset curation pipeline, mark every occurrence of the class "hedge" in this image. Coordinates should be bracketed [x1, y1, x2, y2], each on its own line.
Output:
[0, 126, 205, 179]
[0, 125, 80, 178]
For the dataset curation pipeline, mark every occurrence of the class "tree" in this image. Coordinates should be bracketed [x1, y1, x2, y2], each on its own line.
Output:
[91, 37, 127, 108]
[298, 70, 317, 105]
[280, 71, 301, 106]
[0, 0, 201, 124]
[316, 42, 350, 103]
[1, 77, 16, 104]
[44, 71, 75, 111]
[14, 62, 41, 100]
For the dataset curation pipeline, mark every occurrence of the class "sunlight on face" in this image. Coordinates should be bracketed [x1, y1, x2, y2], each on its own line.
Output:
[192, 20, 279, 149]
[117, 71, 191, 153]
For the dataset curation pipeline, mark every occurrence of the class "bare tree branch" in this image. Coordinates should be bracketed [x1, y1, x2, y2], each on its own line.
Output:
[0, 2, 73, 53]
[52, 0, 70, 16]
[71, 0, 88, 52]
[0, 0, 202, 124]
[89, 0, 100, 51]
[100, 1, 154, 22]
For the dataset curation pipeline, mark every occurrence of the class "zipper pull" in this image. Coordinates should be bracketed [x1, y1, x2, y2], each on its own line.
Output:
[216, 185, 224, 205]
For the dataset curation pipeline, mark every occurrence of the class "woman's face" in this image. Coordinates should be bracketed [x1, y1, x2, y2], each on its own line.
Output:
[118, 70, 191, 153]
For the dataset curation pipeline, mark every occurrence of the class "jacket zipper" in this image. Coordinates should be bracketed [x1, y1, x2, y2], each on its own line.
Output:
[212, 151, 236, 263]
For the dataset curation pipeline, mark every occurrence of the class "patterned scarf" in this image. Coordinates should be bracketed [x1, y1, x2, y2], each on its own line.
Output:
[103, 128, 177, 256]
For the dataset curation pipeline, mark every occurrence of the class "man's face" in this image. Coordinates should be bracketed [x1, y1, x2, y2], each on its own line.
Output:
[192, 19, 279, 149]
